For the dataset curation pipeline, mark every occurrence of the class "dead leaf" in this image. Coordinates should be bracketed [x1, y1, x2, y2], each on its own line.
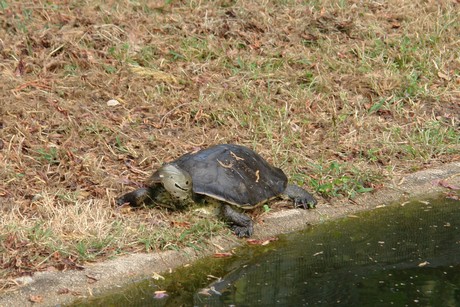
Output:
[213, 252, 233, 258]
[13, 80, 51, 93]
[437, 71, 451, 81]
[14, 59, 26, 77]
[117, 205, 133, 213]
[198, 288, 213, 296]
[436, 180, 460, 190]
[57, 288, 77, 296]
[130, 65, 178, 84]
[207, 274, 221, 280]
[247, 237, 278, 245]
[320, 7, 326, 16]
[152, 272, 165, 280]
[45, 266, 58, 272]
[212, 242, 225, 251]
[391, 21, 401, 28]
[52, 251, 62, 260]
[290, 122, 301, 132]
[418, 261, 430, 267]
[57, 288, 71, 295]
[301, 33, 318, 42]
[86, 274, 98, 284]
[171, 221, 191, 228]
[29, 295, 44, 303]
[337, 52, 347, 59]
[197, 286, 222, 296]
[154, 290, 168, 299]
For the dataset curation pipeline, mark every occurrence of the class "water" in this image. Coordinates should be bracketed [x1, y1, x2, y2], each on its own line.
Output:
[73, 196, 460, 306]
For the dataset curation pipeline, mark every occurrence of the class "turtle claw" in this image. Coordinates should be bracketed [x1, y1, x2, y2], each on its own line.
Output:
[116, 192, 136, 207]
[284, 184, 317, 209]
[294, 198, 316, 210]
[221, 204, 254, 237]
[232, 225, 254, 238]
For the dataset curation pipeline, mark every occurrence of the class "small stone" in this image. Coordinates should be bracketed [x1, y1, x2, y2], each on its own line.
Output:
[107, 99, 120, 106]
[15, 276, 34, 286]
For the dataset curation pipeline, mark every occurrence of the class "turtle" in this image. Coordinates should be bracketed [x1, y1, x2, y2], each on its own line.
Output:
[116, 144, 317, 237]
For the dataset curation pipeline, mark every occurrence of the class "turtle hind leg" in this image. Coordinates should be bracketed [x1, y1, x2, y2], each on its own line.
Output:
[220, 204, 254, 238]
[283, 184, 317, 209]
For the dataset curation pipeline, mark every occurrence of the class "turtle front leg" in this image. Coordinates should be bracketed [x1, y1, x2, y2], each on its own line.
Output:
[220, 204, 254, 238]
[283, 184, 317, 209]
[116, 188, 151, 207]
[116, 184, 165, 207]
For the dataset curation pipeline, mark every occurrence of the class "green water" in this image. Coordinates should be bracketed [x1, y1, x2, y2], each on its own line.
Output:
[73, 196, 460, 306]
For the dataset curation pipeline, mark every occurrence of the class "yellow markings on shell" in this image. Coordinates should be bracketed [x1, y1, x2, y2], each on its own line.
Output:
[230, 151, 244, 161]
[217, 159, 233, 169]
[255, 169, 260, 183]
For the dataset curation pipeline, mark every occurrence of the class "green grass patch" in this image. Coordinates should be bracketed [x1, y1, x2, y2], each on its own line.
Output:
[310, 161, 376, 199]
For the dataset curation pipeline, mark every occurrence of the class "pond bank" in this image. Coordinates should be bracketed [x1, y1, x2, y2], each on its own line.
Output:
[1, 162, 459, 307]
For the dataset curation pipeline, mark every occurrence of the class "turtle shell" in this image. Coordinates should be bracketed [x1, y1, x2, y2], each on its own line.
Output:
[171, 144, 288, 208]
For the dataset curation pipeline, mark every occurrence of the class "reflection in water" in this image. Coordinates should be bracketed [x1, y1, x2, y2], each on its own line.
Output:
[73, 196, 460, 306]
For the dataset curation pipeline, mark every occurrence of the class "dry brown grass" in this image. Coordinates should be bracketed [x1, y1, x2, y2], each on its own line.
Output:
[0, 0, 459, 289]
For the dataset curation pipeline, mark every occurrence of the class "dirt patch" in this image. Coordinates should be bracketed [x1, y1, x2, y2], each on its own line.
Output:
[0, 162, 458, 307]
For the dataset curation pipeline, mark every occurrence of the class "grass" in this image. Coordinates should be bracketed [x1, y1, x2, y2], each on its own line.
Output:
[309, 161, 377, 199]
[0, 0, 459, 290]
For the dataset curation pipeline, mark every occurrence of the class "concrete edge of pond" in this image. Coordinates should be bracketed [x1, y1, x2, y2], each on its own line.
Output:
[1, 162, 459, 307]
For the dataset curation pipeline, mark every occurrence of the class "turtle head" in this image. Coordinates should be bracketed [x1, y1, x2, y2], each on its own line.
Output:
[155, 164, 192, 200]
